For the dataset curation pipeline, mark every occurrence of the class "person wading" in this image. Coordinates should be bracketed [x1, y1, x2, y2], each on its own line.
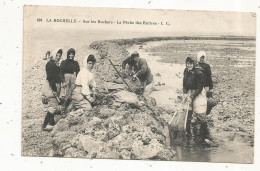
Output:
[71, 55, 97, 112]
[183, 57, 209, 140]
[196, 51, 215, 115]
[122, 51, 154, 96]
[41, 48, 64, 131]
[60, 48, 80, 104]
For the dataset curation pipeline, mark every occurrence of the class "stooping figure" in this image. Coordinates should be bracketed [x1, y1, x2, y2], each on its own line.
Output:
[122, 51, 154, 96]
[60, 48, 80, 102]
[41, 48, 64, 131]
[71, 55, 97, 112]
[183, 57, 208, 138]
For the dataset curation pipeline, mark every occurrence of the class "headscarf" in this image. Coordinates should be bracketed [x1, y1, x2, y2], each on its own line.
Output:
[197, 51, 207, 63]
[67, 48, 76, 60]
[83, 55, 96, 69]
[49, 48, 63, 61]
[83, 55, 88, 69]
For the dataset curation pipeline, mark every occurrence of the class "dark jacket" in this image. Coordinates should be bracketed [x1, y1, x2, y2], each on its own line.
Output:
[46, 60, 61, 92]
[183, 67, 205, 100]
[60, 59, 80, 75]
[134, 58, 153, 85]
[198, 62, 213, 89]
[122, 57, 153, 85]
[122, 56, 136, 70]
[60, 49, 80, 81]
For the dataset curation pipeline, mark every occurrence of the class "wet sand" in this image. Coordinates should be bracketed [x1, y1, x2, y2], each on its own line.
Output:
[127, 39, 255, 163]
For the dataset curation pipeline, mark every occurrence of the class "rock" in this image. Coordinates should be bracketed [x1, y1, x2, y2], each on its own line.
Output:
[52, 131, 77, 156]
[69, 124, 85, 134]
[132, 139, 173, 160]
[97, 146, 121, 159]
[89, 117, 102, 126]
[113, 101, 122, 107]
[78, 135, 104, 157]
[64, 147, 86, 158]
[93, 130, 107, 141]
[101, 119, 121, 141]
[155, 148, 176, 160]
[120, 149, 132, 159]
[114, 90, 139, 104]
[69, 108, 85, 117]
[51, 119, 69, 136]
[106, 82, 125, 91]
[98, 107, 116, 119]
[141, 131, 152, 145]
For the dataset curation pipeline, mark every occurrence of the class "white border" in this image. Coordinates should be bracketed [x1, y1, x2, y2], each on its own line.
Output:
[0, 0, 259, 170]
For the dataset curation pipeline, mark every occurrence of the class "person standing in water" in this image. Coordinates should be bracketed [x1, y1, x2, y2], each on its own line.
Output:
[183, 57, 208, 140]
[196, 51, 213, 92]
[197, 51, 214, 115]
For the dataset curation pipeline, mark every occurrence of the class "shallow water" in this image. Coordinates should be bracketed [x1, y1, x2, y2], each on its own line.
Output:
[127, 40, 254, 163]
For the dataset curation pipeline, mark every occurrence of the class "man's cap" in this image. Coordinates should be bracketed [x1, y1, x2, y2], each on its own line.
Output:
[131, 51, 139, 58]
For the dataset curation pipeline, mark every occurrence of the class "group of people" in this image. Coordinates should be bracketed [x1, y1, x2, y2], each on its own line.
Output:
[41, 48, 97, 131]
[41, 48, 154, 131]
[41, 47, 214, 143]
[183, 51, 213, 141]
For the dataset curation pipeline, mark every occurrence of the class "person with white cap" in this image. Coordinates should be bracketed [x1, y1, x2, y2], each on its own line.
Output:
[197, 51, 215, 115]
[196, 51, 213, 92]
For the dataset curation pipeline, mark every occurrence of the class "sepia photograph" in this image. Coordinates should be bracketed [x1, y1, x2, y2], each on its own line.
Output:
[22, 5, 256, 163]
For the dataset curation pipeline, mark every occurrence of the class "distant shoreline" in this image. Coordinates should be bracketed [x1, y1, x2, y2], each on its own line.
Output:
[90, 35, 255, 50]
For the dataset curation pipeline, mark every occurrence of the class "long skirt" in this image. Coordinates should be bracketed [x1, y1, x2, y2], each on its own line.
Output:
[188, 88, 207, 123]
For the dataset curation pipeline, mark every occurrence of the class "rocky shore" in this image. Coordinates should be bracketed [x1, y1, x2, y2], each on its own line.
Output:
[22, 36, 255, 163]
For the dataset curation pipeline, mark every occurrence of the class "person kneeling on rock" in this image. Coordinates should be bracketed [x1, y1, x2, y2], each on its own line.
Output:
[183, 57, 208, 139]
[42, 48, 65, 131]
[71, 55, 97, 112]
[122, 51, 154, 96]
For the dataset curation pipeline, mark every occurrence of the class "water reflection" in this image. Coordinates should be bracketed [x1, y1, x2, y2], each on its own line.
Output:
[170, 128, 214, 162]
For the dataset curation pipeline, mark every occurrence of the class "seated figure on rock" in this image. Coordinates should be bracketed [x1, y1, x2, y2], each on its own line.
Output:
[71, 55, 97, 112]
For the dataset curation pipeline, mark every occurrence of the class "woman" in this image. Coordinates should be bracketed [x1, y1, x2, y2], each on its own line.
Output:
[183, 57, 207, 137]
[41, 48, 63, 131]
[197, 51, 215, 115]
[60, 48, 80, 102]
[196, 51, 213, 92]
[71, 55, 97, 112]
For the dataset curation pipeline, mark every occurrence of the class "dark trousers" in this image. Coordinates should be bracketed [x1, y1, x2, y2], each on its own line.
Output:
[42, 112, 55, 128]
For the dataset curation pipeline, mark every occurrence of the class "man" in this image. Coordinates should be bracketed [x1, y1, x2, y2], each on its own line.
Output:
[122, 51, 154, 96]
[71, 55, 97, 112]
[60, 48, 80, 102]
[42, 48, 64, 131]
